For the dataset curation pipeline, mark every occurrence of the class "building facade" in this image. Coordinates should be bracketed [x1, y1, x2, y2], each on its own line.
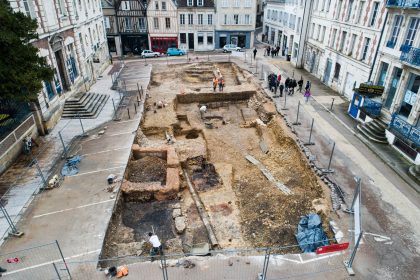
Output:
[102, 0, 149, 56]
[263, 0, 310, 67]
[214, 0, 257, 49]
[147, 0, 178, 53]
[177, 0, 215, 51]
[303, 0, 387, 99]
[8, 0, 109, 132]
[370, 0, 420, 164]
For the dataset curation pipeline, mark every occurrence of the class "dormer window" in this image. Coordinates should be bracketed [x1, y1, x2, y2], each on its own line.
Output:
[198, 0, 203, 6]
[187, 0, 193, 6]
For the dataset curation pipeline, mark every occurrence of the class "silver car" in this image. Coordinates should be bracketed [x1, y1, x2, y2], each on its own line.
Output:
[141, 50, 161, 58]
[223, 44, 242, 52]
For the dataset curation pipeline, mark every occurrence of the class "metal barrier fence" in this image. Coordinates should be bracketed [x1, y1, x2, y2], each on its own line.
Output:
[0, 241, 70, 280]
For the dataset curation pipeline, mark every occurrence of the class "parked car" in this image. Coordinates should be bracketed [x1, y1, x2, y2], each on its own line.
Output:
[141, 50, 161, 58]
[166, 48, 186, 56]
[223, 44, 242, 52]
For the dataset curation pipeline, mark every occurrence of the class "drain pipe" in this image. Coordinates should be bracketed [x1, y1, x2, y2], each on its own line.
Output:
[183, 169, 219, 248]
[368, 12, 389, 82]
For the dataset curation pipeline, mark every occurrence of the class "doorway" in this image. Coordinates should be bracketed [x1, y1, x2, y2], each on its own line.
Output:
[54, 50, 69, 92]
[230, 36, 238, 45]
[188, 33, 194, 50]
[219, 36, 227, 48]
[323, 59, 332, 84]
[238, 35, 246, 48]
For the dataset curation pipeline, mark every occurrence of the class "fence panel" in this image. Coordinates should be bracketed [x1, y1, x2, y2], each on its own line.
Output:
[0, 241, 70, 280]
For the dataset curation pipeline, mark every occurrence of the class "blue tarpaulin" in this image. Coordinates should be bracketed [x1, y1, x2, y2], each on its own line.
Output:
[296, 214, 329, 252]
[61, 155, 82, 176]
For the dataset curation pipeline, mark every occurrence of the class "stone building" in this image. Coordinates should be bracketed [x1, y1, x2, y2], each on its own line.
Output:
[147, 0, 179, 53]
[369, 0, 420, 164]
[303, 0, 387, 99]
[102, 0, 149, 56]
[177, 0, 215, 51]
[263, 0, 311, 67]
[7, 0, 109, 132]
[214, 0, 257, 49]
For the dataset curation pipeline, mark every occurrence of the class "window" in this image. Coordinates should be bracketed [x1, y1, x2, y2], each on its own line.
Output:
[121, 1, 130, 10]
[399, 74, 420, 118]
[180, 33, 187, 44]
[321, 0, 325, 11]
[326, 0, 331, 12]
[155, 1, 159, 10]
[388, 15, 403, 48]
[245, 0, 252, 7]
[346, 0, 354, 21]
[198, 0, 203, 6]
[162, 1, 166, 10]
[317, 25, 321, 41]
[180, 14, 185, 25]
[207, 33, 213, 44]
[245, 14, 250, 25]
[377, 62, 389, 86]
[187, 0, 193, 6]
[404, 17, 420, 47]
[234, 0, 240, 7]
[188, 14, 193, 25]
[198, 33, 204, 44]
[139, 18, 146, 30]
[330, 28, 337, 48]
[311, 23, 315, 38]
[361, 37, 371, 61]
[79, 33, 85, 57]
[207, 14, 213, 25]
[356, 1, 365, 24]
[314, 0, 319, 11]
[370, 2, 380, 27]
[339, 31, 347, 52]
[234, 14, 239, 25]
[221, 0, 228, 8]
[125, 17, 132, 31]
[297, 17, 301, 33]
[58, 0, 67, 16]
[333, 63, 341, 79]
[384, 67, 403, 109]
[153, 17, 159, 29]
[224, 14, 227, 24]
[335, 0, 342, 20]
[22, 0, 36, 19]
[198, 14, 203, 25]
[165, 18, 171, 29]
[321, 26, 326, 42]
[348, 34, 357, 56]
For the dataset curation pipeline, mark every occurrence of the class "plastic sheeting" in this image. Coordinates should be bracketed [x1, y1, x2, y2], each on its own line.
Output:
[61, 155, 82, 176]
[296, 213, 329, 253]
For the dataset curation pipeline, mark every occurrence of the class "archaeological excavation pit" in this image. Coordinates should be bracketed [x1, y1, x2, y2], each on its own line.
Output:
[100, 62, 333, 263]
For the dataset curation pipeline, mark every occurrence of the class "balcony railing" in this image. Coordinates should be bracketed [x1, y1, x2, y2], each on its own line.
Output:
[386, 0, 420, 8]
[400, 45, 420, 67]
[386, 40, 396, 49]
[389, 114, 420, 148]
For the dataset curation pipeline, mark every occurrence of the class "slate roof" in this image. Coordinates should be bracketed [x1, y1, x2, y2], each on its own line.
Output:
[177, 0, 215, 8]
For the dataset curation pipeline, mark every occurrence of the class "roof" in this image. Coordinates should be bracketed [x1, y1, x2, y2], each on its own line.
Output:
[101, 0, 114, 9]
[177, 0, 215, 8]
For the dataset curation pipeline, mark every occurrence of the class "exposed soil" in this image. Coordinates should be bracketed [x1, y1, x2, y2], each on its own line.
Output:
[127, 156, 167, 184]
[187, 156, 221, 192]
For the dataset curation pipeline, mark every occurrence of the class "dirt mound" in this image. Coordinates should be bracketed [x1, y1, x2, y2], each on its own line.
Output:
[127, 156, 167, 184]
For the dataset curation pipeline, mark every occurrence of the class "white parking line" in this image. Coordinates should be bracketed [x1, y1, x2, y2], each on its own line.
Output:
[68, 165, 126, 177]
[2, 249, 101, 276]
[81, 146, 131, 156]
[33, 199, 115, 218]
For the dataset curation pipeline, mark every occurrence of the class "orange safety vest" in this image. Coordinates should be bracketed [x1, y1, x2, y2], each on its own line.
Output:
[116, 266, 128, 278]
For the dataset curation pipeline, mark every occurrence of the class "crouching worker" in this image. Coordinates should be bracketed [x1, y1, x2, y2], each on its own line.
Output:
[149, 232, 162, 261]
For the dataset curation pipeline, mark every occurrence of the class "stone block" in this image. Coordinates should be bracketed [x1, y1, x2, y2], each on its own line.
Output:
[167, 147, 180, 168]
[175, 216, 186, 234]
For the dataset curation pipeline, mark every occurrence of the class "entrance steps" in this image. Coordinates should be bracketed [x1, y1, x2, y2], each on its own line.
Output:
[357, 119, 388, 144]
[62, 92, 109, 119]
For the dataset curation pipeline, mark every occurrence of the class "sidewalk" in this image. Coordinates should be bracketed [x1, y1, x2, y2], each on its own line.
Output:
[0, 63, 123, 244]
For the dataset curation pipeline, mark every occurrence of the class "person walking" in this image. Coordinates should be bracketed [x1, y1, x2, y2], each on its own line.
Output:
[290, 79, 297, 95]
[277, 73, 282, 83]
[305, 81, 311, 91]
[285, 77, 290, 95]
[148, 232, 162, 261]
[274, 79, 279, 96]
[212, 77, 218, 92]
[304, 89, 311, 103]
[298, 77, 303, 93]
[253, 48, 257, 60]
[276, 46, 280, 56]
[279, 83, 284, 97]
[271, 47, 275, 58]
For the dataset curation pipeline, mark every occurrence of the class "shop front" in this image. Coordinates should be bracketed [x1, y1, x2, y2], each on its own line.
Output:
[348, 83, 384, 122]
[150, 37, 178, 53]
[215, 31, 251, 49]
